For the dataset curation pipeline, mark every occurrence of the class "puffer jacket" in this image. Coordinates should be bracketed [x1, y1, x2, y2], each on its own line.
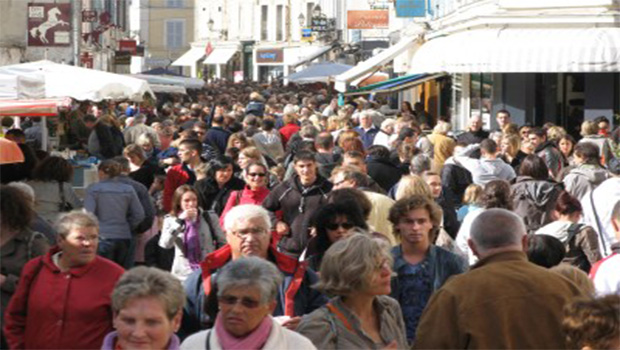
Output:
[562, 164, 609, 200]
[262, 175, 332, 257]
[511, 176, 563, 234]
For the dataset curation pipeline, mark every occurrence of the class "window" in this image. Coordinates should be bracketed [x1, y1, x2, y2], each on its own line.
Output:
[470, 73, 493, 124]
[261, 5, 268, 40]
[166, 0, 183, 8]
[276, 5, 283, 41]
[306, 2, 314, 26]
[165, 20, 185, 49]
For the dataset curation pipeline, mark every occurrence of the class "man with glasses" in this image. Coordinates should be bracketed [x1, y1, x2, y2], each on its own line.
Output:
[388, 195, 467, 344]
[181, 204, 327, 338]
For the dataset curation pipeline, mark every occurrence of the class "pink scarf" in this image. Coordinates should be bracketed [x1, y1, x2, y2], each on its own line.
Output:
[214, 313, 273, 350]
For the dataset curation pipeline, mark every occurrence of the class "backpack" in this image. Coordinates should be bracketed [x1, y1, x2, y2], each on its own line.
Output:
[563, 223, 591, 272]
[512, 181, 562, 234]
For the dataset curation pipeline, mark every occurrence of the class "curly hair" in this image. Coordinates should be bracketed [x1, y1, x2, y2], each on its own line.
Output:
[31, 156, 74, 183]
[481, 180, 513, 210]
[563, 295, 619, 350]
[0, 185, 34, 231]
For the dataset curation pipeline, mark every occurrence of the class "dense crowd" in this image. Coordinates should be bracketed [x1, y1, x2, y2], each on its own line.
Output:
[0, 80, 619, 349]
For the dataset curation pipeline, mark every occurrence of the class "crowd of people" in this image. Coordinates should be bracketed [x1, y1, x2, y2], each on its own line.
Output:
[1, 79, 619, 349]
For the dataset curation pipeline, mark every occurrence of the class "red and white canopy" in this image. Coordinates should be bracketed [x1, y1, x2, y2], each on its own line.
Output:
[0, 97, 72, 117]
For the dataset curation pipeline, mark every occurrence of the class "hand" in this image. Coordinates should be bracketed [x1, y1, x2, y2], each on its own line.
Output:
[381, 340, 397, 350]
[180, 208, 198, 222]
[281, 316, 301, 330]
[275, 221, 290, 236]
[0, 274, 6, 286]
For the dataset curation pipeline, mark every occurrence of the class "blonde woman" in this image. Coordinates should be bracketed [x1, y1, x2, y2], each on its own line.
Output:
[394, 175, 433, 201]
[457, 184, 483, 222]
[500, 134, 527, 171]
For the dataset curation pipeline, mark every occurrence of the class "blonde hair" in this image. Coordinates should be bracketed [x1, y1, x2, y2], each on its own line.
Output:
[462, 184, 483, 205]
[315, 234, 392, 296]
[580, 121, 599, 137]
[502, 123, 519, 136]
[547, 126, 567, 142]
[394, 175, 433, 201]
[502, 134, 521, 158]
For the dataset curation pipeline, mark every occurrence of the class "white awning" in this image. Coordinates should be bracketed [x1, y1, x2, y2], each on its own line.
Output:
[203, 48, 237, 65]
[290, 45, 335, 67]
[409, 27, 620, 74]
[150, 84, 187, 94]
[335, 35, 419, 92]
[171, 47, 205, 67]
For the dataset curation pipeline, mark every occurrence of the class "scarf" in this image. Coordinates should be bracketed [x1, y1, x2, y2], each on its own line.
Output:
[183, 218, 202, 270]
[214, 313, 273, 350]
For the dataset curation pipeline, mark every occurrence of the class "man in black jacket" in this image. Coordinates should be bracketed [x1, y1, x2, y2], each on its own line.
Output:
[263, 151, 333, 257]
[457, 116, 489, 145]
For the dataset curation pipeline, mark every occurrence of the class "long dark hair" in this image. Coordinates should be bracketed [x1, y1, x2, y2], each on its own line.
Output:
[309, 202, 368, 257]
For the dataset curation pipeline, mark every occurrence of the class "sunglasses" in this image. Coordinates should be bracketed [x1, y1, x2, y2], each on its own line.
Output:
[219, 295, 261, 309]
[248, 172, 266, 177]
[326, 222, 354, 230]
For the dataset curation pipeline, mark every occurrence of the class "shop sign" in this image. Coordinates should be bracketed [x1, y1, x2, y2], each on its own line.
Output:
[301, 28, 314, 42]
[256, 49, 284, 64]
[347, 10, 389, 30]
[82, 9, 97, 22]
[80, 52, 93, 69]
[119, 40, 137, 55]
[114, 51, 131, 65]
[395, 0, 427, 17]
[28, 3, 72, 47]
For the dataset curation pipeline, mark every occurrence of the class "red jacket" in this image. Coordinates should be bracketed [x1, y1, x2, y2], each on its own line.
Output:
[3, 247, 124, 350]
[163, 163, 194, 213]
[219, 185, 270, 227]
[279, 123, 300, 147]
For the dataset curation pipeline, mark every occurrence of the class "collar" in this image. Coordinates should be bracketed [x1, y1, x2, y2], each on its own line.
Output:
[471, 250, 527, 270]
[43, 245, 100, 277]
[392, 245, 434, 271]
[200, 245, 300, 276]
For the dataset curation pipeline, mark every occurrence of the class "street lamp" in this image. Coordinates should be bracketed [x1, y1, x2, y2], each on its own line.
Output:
[298, 13, 305, 27]
[207, 18, 214, 32]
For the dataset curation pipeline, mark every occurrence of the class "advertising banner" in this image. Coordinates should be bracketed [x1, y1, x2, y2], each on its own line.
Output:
[28, 3, 72, 47]
[347, 10, 389, 29]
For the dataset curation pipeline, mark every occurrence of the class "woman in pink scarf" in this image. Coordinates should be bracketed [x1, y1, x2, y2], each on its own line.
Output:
[219, 162, 271, 228]
[180, 257, 316, 350]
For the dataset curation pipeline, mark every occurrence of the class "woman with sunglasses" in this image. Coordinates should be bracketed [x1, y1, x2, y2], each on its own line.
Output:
[219, 162, 271, 227]
[180, 257, 316, 350]
[304, 202, 369, 272]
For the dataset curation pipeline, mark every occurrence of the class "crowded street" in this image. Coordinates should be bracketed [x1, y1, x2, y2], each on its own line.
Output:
[1, 0, 619, 349]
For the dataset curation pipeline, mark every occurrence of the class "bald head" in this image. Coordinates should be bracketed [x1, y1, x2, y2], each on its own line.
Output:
[469, 209, 526, 258]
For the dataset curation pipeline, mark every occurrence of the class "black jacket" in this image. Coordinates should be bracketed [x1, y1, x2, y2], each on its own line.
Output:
[204, 126, 231, 155]
[194, 176, 245, 216]
[441, 162, 473, 209]
[263, 175, 333, 257]
[366, 156, 402, 192]
[457, 129, 489, 145]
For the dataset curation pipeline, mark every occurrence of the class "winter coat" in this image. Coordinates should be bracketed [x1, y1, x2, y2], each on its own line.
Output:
[456, 129, 489, 145]
[204, 126, 231, 155]
[535, 141, 563, 179]
[440, 160, 473, 209]
[536, 221, 603, 272]
[511, 176, 563, 234]
[366, 156, 402, 193]
[194, 176, 245, 216]
[88, 124, 124, 160]
[562, 164, 609, 200]
[262, 175, 332, 257]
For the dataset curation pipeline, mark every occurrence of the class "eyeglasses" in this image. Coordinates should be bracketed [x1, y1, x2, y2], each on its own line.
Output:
[325, 222, 354, 230]
[231, 227, 266, 239]
[218, 295, 261, 309]
[248, 172, 266, 177]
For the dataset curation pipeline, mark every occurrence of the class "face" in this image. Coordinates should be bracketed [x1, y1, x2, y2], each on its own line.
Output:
[558, 138, 573, 156]
[469, 118, 482, 131]
[519, 127, 531, 140]
[325, 215, 355, 243]
[58, 226, 99, 268]
[496, 112, 510, 127]
[360, 115, 372, 128]
[233, 139, 245, 149]
[245, 165, 267, 189]
[237, 153, 253, 169]
[528, 134, 544, 148]
[365, 257, 392, 296]
[218, 287, 274, 338]
[331, 172, 355, 190]
[396, 208, 433, 247]
[227, 217, 271, 259]
[114, 297, 181, 350]
[294, 160, 317, 186]
[500, 139, 511, 155]
[180, 191, 198, 212]
[598, 121, 609, 133]
[193, 127, 206, 140]
[215, 165, 233, 185]
[177, 145, 196, 163]
[425, 175, 442, 198]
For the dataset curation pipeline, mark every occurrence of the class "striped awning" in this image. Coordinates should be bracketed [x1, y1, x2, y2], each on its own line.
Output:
[0, 97, 72, 117]
[345, 73, 446, 96]
[409, 27, 620, 74]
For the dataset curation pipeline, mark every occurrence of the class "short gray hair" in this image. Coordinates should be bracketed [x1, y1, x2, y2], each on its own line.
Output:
[112, 266, 185, 319]
[410, 154, 432, 175]
[470, 208, 526, 252]
[315, 233, 392, 296]
[223, 204, 271, 233]
[216, 257, 283, 304]
[55, 210, 99, 239]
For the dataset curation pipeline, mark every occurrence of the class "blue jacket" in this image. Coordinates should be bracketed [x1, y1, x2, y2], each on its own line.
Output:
[205, 126, 231, 155]
[181, 245, 327, 339]
[84, 178, 145, 239]
[391, 245, 467, 294]
[354, 125, 380, 149]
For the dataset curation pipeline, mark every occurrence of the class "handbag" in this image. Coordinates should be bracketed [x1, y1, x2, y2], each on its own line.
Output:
[58, 181, 73, 212]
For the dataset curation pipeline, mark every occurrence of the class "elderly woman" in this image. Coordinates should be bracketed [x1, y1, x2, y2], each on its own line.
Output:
[160, 185, 226, 281]
[3, 211, 124, 349]
[102, 266, 185, 350]
[297, 234, 408, 349]
[181, 257, 316, 350]
[26, 156, 83, 225]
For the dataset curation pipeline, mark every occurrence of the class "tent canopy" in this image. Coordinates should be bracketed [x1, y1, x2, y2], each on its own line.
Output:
[0, 60, 155, 102]
[0, 97, 72, 116]
[0, 73, 45, 100]
[286, 62, 353, 84]
[140, 67, 183, 76]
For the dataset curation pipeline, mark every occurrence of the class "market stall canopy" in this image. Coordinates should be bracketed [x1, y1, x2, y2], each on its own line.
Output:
[0, 97, 72, 116]
[286, 62, 353, 84]
[345, 73, 446, 96]
[0, 73, 45, 100]
[141, 67, 183, 76]
[409, 27, 620, 74]
[0, 138, 24, 164]
[149, 84, 187, 94]
[0, 60, 155, 101]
